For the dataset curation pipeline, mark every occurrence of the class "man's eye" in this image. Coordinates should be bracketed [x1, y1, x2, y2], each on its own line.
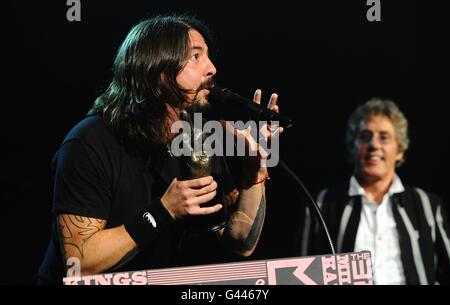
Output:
[358, 132, 371, 142]
[191, 53, 199, 61]
[379, 134, 391, 142]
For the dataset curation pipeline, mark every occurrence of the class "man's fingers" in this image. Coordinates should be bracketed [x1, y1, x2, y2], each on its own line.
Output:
[189, 204, 223, 216]
[223, 121, 238, 137]
[192, 180, 217, 197]
[191, 190, 217, 206]
[268, 93, 278, 109]
[270, 126, 283, 137]
[184, 176, 214, 188]
[253, 89, 262, 104]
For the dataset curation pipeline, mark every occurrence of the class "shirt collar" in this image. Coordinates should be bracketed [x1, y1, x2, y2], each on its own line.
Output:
[348, 174, 405, 197]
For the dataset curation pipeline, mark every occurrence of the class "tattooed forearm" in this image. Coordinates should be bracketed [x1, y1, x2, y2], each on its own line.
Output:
[240, 196, 266, 251]
[223, 194, 266, 254]
[58, 214, 106, 259]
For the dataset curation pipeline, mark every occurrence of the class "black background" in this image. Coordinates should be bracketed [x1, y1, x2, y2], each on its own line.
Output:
[3, 0, 448, 284]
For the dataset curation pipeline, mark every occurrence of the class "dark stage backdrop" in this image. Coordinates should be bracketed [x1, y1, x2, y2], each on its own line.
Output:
[3, 0, 447, 284]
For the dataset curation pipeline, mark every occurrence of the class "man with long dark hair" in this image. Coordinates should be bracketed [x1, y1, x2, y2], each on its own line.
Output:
[38, 14, 281, 284]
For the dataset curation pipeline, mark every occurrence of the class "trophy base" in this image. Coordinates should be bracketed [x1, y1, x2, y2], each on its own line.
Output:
[184, 203, 231, 234]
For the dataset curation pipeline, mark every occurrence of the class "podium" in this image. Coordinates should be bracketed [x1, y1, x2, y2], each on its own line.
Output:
[63, 251, 373, 285]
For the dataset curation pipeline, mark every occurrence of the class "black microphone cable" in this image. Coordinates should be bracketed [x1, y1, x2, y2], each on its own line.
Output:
[278, 158, 336, 255]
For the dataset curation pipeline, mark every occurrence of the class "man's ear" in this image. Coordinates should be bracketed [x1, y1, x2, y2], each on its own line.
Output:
[396, 143, 404, 160]
[396, 148, 405, 164]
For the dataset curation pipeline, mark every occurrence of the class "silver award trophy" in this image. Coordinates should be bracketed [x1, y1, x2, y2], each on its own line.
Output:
[179, 111, 229, 234]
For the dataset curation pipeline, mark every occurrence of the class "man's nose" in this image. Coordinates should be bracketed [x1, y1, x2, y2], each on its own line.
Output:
[205, 57, 217, 77]
[368, 136, 382, 149]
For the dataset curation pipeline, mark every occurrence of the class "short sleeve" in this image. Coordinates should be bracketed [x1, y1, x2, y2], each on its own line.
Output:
[52, 139, 112, 219]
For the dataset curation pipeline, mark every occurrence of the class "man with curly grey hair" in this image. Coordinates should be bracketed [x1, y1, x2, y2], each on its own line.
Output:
[302, 98, 450, 284]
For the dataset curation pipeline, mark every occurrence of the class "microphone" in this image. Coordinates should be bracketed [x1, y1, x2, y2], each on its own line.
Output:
[206, 86, 294, 129]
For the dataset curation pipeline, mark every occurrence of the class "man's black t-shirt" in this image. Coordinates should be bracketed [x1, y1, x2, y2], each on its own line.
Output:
[38, 115, 236, 284]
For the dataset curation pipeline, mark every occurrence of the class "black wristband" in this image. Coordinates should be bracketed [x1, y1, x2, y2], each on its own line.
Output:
[124, 198, 175, 248]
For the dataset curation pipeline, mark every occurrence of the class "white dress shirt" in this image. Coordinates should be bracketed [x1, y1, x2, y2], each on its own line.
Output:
[349, 175, 406, 285]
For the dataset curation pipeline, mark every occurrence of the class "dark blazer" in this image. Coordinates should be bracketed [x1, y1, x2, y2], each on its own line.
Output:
[302, 183, 450, 285]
